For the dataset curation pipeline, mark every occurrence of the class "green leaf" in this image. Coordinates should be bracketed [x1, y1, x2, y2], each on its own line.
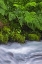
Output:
[25, 2, 37, 8]
[9, 12, 16, 21]
[13, 4, 19, 7]
[25, 11, 36, 23]
[0, 0, 7, 10]
[0, 8, 5, 15]
[39, 2, 42, 8]
[29, 2, 37, 7]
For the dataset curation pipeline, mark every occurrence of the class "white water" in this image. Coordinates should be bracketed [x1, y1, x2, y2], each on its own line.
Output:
[0, 41, 42, 64]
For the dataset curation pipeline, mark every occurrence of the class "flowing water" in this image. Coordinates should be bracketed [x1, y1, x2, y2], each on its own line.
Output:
[0, 41, 42, 64]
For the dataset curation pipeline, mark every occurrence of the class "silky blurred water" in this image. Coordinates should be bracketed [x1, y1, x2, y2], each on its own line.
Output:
[0, 41, 42, 64]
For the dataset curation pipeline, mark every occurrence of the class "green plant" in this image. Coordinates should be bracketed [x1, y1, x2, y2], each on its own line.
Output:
[28, 33, 40, 41]
[0, 32, 3, 43]
[0, 0, 7, 15]
[0, 0, 42, 43]
[3, 26, 10, 35]
[14, 33, 25, 43]
[11, 30, 25, 43]
[3, 34, 9, 44]
[0, 32, 9, 44]
[25, 2, 37, 11]
[24, 11, 42, 31]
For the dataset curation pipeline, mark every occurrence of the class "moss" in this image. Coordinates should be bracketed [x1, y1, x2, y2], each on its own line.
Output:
[3, 34, 9, 44]
[11, 31, 25, 43]
[3, 26, 10, 35]
[0, 32, 3, 43]
[14, 33, 25, 43]
[28, 33, 40, 41]
[0, 32, 9, 44]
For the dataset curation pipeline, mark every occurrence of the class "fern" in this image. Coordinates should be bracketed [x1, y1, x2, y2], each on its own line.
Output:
[0, 0, 7, 16]
[0, 0, 42, 31]
[9, 12, 16, 21]
[26, 2, 37, 7]
[24, 11, 42, 31]
[0, 8, 5, 15]
[0, 0, 7, 10]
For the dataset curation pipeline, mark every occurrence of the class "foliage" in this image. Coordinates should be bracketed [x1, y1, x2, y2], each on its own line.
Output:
[0, 0, 42, 43]
[24, 11, 42, 31]
[28, 33, 40, 41]
[10, 30, 25, 43]
[3, 26, 10, 35]
[2, 34, 9, 44]
[0, 32, 3, 43]
[0, 32, 8, 44]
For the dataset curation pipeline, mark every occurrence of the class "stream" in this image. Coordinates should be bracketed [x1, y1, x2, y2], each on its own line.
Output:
[0, 41, 42, 64]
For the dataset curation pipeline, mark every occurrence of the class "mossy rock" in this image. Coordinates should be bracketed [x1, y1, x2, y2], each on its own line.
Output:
[2, 34, 9, 44]
[0, 32, 8, 44]
[11, 31, 25, 43]
[28, 33, 40, 41]
[3, 26, 10, 35]
[15, 34, 25, 43]
[0, 32, 3, 43]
